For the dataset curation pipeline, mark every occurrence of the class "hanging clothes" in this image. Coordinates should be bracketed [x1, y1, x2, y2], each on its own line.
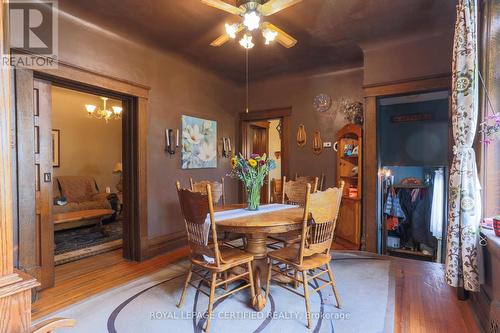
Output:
[430, 168, 444, 239]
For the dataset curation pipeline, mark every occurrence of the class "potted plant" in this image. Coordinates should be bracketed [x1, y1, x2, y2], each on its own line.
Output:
[494, 216, 500, 237]
[229, 153, 276, 211]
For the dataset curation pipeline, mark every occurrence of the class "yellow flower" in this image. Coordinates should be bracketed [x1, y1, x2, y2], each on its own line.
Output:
[248, 159, 257, 168]
[231, 157, 237, 169]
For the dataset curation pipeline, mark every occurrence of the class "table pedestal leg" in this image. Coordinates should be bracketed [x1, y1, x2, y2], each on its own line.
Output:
[245, 233, 268, 311]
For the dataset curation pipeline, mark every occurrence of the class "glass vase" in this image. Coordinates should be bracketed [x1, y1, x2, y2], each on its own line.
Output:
[246, 184, 261, 211]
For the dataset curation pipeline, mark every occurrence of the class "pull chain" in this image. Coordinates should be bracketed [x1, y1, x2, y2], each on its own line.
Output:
[245, 48, 249, 113]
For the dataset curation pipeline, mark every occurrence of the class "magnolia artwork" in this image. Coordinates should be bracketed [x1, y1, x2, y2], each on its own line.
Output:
[181, 115, 217, 169]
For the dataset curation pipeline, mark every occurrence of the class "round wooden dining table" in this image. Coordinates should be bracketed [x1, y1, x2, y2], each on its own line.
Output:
[215, 205, 304, 311]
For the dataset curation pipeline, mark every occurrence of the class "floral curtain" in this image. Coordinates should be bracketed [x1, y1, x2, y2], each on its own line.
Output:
[445, 0, 482, 292]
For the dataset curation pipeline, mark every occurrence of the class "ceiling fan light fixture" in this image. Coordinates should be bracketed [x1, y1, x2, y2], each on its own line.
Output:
[239, 34, 254, 49]
[243, 11, 260, 31]
[225, 23, 239, 39]
[262, 28, 278, 45]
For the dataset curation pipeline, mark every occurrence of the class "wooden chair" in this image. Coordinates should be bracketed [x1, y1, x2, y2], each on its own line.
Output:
[270, 178, 283, 203]
[190, 177, 225, 206]
[189, 177, 244, 248]
[30, 318, 76, 333]
[281, 176, 319, 206]
[267, 176, 319, 249]
[176, 182, 255, 332]
[295, 173, 325, 191]
[265, 182, 344, 329]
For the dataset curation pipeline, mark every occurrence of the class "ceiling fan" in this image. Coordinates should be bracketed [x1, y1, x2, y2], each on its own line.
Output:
[201, 0, 302, 49]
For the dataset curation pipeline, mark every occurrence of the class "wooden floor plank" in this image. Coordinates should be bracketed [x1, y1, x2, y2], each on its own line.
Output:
[32, 248, 481, 332]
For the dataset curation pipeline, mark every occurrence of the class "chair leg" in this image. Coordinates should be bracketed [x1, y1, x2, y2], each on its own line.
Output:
[204, 272, 217, 332]
[264, 259, 273, 301]
[326, 262, 341, 309]
[177, 263, 193, 308]
[301, 270, 312, 329]
[246, 262, 256, 303]
[294, 268, 299, 289]
[223, 271, 229, 290]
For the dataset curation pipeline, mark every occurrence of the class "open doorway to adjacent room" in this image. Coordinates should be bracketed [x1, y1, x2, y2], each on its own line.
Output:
[51, 86, 124, 265]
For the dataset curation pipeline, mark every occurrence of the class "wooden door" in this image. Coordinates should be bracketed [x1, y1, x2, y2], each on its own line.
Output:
[17, 72, 54, 290]
[250, 123, 269, 203]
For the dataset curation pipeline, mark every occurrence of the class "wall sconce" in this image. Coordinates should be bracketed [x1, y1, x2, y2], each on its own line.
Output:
[297, 124, 306, 147]
[221, 137, 232, 158]
[165, 128, 179, 155]
[274, 151, 281, 159]
[312, 130, 323, 155]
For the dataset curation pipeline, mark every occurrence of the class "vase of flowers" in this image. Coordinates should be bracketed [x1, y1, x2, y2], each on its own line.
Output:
[230, 153, 276, 211]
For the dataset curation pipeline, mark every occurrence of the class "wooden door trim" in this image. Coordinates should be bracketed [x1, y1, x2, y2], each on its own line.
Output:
[15, 60, 149, 262]
[362, 75, 451, 253]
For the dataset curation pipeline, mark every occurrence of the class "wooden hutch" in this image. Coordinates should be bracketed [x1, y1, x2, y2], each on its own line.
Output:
[335, 124, 362, 249]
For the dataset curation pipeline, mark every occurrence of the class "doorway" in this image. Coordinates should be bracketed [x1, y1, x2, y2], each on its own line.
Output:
[15, 68, 148, 290]
[51, 86, 124, 265]
[239, 108, 291, 204]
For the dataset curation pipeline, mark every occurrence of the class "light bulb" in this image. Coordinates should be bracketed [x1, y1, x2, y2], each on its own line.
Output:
[225, 23, 238, 39]
[239, 35, 254, 49]
[85, 104, 96, 114]
[262, 28, 278, 45]
[112, 106, 123, 115]
[243, 11, 260, 31]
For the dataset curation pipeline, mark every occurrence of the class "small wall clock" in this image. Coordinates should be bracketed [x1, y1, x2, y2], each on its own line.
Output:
[313, 93, 332, 113]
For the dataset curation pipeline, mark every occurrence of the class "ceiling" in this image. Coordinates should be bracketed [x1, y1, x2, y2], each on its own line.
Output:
[59, 0, 456, 82]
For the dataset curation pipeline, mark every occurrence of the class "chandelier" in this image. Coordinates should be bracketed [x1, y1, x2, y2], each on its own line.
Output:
[84, 97, 122, 123]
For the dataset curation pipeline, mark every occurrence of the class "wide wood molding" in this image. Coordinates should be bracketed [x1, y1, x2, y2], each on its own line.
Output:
[363, 74, 451, 97]
[30, 60, 150, 261]
[362, 75, 451, 253]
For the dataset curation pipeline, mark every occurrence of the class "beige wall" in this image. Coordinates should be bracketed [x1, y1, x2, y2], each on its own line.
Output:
[57, 6, 240, 238]
[245, 68, 364, 189]
[52, 86, 122, 193]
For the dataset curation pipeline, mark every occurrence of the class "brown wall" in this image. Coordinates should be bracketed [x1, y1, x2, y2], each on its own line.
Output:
[362, 31, 454, 86]
[245, 68, 364, 189]
[52, 87, 122, 193]
[56, 8, 240, 238]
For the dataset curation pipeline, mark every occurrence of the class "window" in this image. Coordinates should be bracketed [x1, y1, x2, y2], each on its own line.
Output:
[481, 0, 500, 217]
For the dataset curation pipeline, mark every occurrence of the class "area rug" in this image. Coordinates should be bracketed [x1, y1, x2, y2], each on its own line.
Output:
[41, 252, 394, 333]
[54, 220, 123, 255]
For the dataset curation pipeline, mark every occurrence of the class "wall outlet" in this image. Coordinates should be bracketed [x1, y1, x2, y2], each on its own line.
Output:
[323, 142, 332, 148]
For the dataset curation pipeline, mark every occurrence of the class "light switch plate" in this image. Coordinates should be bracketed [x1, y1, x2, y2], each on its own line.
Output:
[323, 142, 332, 148]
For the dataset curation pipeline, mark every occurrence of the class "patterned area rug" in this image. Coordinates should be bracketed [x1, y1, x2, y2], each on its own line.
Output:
[54, 220, 122, 255]
[41, 252, 394, 333]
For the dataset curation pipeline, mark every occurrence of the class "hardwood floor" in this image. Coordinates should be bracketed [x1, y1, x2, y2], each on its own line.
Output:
[32, 246, 189, 320]
[33, 248, 481, 332]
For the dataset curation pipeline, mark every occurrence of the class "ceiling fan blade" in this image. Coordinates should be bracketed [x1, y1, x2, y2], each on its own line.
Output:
[258, 0, 303, 16]
[210, 34, 231, 47]
[262, 22, 297, 48]
[201, 0, 245, 15]
[210, 24, 245, 47]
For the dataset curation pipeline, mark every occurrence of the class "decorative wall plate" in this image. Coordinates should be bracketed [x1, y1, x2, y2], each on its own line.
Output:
[313, 93, 332, 113]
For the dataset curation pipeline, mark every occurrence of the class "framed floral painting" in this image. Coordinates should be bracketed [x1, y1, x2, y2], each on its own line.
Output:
[181, 115, 217, 169]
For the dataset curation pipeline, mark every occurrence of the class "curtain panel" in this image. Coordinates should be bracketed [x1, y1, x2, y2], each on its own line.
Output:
[445, 0, 482, 292]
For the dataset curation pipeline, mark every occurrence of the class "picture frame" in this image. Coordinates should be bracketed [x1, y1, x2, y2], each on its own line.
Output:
[52, 129, 60, 167]
[181, 115, 217, 169]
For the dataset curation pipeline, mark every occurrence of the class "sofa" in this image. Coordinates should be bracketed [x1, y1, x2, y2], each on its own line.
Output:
[53, 176, 112, 215]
